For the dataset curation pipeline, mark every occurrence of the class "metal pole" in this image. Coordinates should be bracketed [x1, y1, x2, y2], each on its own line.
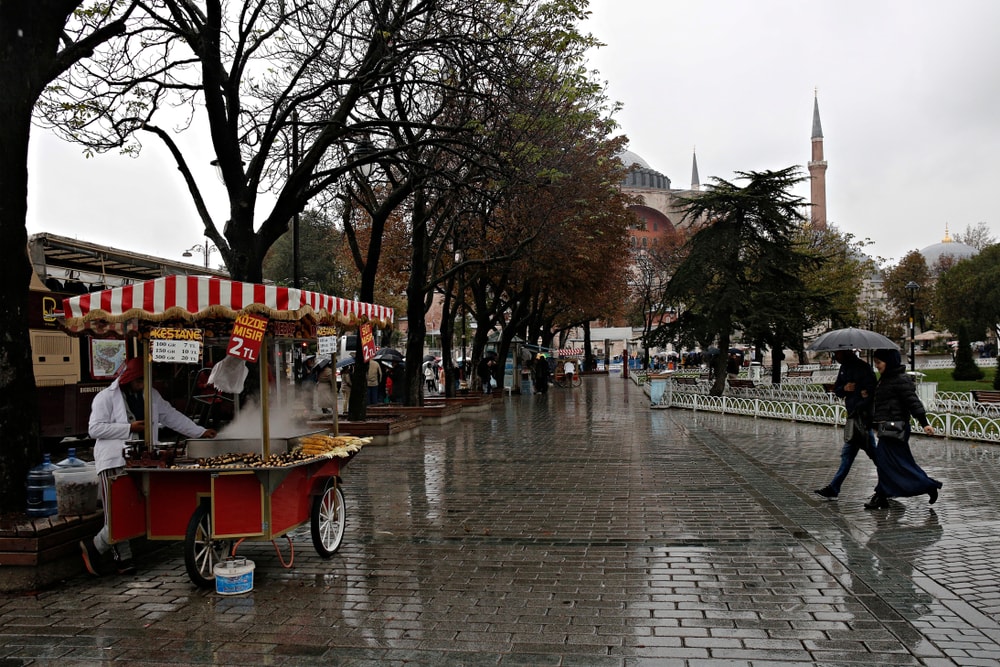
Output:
[203, 237, 209, 269]
[909, 298, 916, 373]
[292, 110, 300, 289]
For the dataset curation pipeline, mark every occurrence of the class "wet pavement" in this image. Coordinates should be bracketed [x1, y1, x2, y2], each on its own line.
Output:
[3, 376, 1000, 666]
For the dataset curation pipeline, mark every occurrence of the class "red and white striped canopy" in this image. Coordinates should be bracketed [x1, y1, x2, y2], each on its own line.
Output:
[62, 276, 393, 328]
[557, 348, 584, 357]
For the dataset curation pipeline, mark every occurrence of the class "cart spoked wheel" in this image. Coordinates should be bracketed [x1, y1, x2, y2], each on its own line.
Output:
[184, 503, 233, 588]
[311, 479, 346, 558]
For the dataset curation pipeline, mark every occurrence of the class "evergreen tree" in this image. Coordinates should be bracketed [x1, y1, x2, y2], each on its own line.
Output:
[952, 322, 984, 381]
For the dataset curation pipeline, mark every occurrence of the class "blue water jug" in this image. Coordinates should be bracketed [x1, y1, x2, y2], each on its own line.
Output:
[26, 454, 58, 518]
[56, 447, 86, 469]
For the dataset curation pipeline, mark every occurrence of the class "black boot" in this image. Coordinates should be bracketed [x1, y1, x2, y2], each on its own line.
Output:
[864, 493, 888, 510]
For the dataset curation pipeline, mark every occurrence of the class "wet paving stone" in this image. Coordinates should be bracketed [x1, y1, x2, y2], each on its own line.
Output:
[4, 377, 1000, 664]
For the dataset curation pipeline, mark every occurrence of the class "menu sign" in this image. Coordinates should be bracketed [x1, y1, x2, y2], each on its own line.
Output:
[150, 328, 203, 365]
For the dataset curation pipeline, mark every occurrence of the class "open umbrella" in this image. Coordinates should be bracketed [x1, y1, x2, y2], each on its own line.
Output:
[373, 347, 404, 362]
[807, 327, 899, 352]
[422, 354, 437, 363]
[335, 356, 356, 369]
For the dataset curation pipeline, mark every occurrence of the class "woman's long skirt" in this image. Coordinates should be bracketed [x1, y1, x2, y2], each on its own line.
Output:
[874, 435, 942, 497]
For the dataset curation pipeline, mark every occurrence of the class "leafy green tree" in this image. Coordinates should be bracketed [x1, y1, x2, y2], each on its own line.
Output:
[647, 167, 817, 395]
[952, 322, 984, 381]
[796, 229, 877, 329]
[262, 209, 350, 296]
[934, 244, 1000, 340]
[883, 251, 933, 335]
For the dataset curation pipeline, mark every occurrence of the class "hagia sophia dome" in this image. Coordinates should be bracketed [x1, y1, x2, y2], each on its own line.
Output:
[919, 227, 978, 266]
[617, 150, 672, 190]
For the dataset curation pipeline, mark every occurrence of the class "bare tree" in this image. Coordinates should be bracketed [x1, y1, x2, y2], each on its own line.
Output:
[953, 222, 997, 252]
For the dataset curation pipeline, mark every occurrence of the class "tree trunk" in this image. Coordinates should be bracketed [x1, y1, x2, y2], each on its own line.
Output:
[709, 333, 730, 396]
[0, 1, 83, 511]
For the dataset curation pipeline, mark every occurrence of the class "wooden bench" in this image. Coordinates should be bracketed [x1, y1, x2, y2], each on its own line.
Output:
[674, 377, 699, 386]
[728, 379, 756, 390]
[787, 370, 814, 378]
[972, 390, 1000, 405]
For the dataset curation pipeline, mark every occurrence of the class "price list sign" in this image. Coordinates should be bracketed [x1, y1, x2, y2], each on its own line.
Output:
[228, 313, 268, 362]
[149, 328, 203, 365]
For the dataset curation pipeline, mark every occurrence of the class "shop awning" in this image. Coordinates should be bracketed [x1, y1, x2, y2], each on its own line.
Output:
[61, 275, 394, 328]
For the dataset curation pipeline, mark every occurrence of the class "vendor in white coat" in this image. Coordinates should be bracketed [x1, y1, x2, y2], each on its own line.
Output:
[81, 358, 216, 576]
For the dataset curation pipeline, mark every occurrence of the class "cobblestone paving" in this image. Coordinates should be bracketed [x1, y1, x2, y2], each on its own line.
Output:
[3, 377, 1000, 665]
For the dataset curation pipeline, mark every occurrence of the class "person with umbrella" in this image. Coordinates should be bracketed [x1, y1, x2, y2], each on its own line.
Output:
[864, 348, 940, 510]
[814, 349, 877, 499]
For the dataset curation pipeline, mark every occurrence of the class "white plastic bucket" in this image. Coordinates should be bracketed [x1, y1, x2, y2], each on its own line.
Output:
[214, 558, 255, 595]
[52, 462, 98, 515]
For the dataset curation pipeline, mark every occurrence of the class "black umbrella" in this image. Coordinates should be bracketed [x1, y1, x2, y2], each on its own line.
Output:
[373, 347, 404, 362]
[807, 327, 899, 352]
[335, 356, 356, 369]
[422, 354, 437, 363]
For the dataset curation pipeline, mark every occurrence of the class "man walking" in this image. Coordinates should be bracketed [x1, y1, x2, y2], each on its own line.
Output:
[814, 349, 877, 499]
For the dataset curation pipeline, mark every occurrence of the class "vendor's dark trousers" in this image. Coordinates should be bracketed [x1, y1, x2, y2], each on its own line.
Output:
[829, 431, 875, 495]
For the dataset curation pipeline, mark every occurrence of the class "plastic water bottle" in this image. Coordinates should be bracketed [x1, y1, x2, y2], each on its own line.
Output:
[26, 454, 58, 517]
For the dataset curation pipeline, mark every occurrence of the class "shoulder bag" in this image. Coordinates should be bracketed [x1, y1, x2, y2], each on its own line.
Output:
[877, 420, 907, 439]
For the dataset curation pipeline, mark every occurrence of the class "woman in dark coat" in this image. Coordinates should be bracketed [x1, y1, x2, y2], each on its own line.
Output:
[533, 354, 550, 394]
[865, 348, 940, 509]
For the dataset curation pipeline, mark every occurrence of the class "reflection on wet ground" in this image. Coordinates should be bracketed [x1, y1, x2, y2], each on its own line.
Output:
[3, 376, 1000, 664]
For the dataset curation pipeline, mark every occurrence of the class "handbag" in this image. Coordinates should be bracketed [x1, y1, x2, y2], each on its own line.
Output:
[877, 420, 907, 439]
[844, 413, 866, 443]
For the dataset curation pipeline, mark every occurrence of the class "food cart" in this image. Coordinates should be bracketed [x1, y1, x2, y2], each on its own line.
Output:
[60, 276, 393, 587]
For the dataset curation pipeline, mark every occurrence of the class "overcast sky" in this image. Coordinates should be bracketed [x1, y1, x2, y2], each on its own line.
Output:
[25, 0, 1000, 266]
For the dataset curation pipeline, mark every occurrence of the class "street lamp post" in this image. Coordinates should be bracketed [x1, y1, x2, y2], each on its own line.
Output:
[906, 281, 920, 373]
[454, 248, 466, 385]
[183, 239, 217, 269]
[291, 111, 301, 289]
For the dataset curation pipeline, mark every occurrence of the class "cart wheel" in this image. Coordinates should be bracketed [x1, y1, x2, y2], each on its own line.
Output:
[184, 503, 232, 589]
[573, 374, 582, 387]
[311, 480, 346, 558]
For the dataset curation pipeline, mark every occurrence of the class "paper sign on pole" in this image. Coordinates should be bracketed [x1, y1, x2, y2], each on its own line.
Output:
[227, 313, 268, 363]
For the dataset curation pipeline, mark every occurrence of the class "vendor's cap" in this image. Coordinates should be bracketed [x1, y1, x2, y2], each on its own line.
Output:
[117, 358, 143, 384]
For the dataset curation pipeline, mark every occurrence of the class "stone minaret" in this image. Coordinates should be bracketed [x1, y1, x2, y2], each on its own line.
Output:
[808, 92, 828, 230]
[690, 147, 700, 191]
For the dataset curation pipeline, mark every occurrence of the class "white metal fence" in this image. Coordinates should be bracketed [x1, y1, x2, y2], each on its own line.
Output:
[649, 377, 1000, 444]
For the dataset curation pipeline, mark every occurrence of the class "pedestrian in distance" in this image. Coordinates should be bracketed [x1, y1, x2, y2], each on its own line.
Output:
[477, 355, 496, 394]
[815, 349, 877, 499]
[340, 360, 353, 415]
[864, 348, 940, 510]
[366, 359, 383, 405]
[533, 354, 550, 394]
[81, 358, 216, 576]
[563, 359, 575, 386]
[424, 361, 437, 394]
